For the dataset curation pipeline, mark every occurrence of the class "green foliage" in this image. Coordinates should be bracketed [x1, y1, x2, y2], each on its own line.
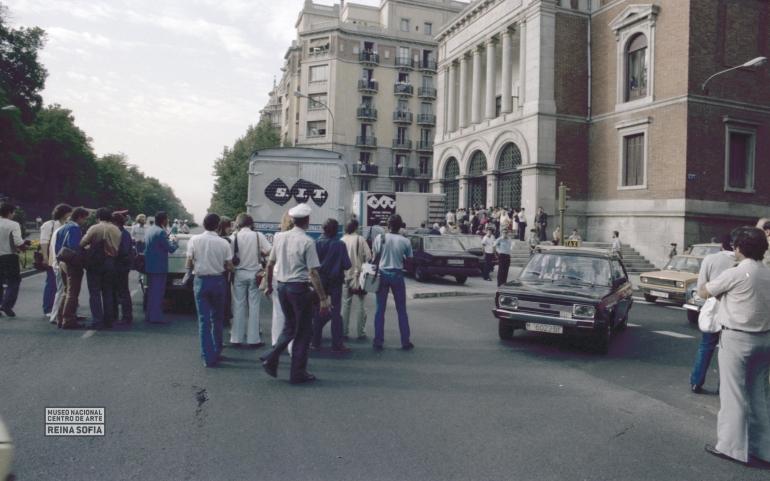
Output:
[209, 119, 279, 218]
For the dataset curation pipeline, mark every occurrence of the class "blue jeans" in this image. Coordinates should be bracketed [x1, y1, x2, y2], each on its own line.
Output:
[194, 275, 226, 366]
[145, 273, 167, 323]
[374, 269, 411, 348]
[690, 331, 720, 387]
[312, 282, 344, 348]
[43, 266, 56, 314]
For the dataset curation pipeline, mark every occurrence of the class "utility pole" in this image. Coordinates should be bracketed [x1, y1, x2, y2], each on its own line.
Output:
[558, 182, 569, 246]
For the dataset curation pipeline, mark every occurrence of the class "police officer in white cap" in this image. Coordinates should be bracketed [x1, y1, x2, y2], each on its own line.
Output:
[261, 203, 330, 384]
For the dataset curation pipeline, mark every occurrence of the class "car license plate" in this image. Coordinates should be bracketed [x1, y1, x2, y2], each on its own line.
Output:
[650, 290, 669, 298]
[525, 323, 563, 334]
[448, 259, 464, 266]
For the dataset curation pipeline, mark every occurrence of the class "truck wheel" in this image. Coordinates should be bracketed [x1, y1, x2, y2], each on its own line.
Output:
[687, 309, 699, 324]
[415, 266, 429, 283]
[643, 294, 657, 303]
[498, 321, 514, 340]
[455, 275, 467, 284]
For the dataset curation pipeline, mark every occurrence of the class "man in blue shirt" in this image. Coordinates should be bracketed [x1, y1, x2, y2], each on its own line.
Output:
[56, 207, 90, 329]
[311, 218, 352, 352]
[143, 211, 178, 324]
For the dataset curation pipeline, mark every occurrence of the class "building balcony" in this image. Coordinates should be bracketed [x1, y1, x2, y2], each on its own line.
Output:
[358, 80, 379, 93]
[414, 168, 432, 179]
[352, 164, 379, 176]
[392, 110, 413, 124]
[416, 114, 436, 126]
[418, 59, 437, 72]
[358, 51, 379, 65]
[418, 87, 437, 99]
[392, 139, 412, 150]
[356, 136, 377, 148]
[395, 56, 414, 70]
[357, 107, 378, 121]
[416, 140, 434, 152]
[389, 167, 415, 178]
[394, 83, 413, 97]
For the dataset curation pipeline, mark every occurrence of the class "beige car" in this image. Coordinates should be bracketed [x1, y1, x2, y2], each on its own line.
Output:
[639, 255, 703, 305]
[687, 243, 721, 257]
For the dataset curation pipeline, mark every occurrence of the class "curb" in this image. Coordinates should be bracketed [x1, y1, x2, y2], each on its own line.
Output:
[412, 290, 493, 299]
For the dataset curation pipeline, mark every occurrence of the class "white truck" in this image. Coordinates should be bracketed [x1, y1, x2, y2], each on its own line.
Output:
[352, 191, 446, 229]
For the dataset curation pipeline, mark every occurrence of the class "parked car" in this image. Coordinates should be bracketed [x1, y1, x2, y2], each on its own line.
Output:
[687, 243, 720, 257]
[455, 234, 497, 269]
[404, 235, 482, 284]
[0, 416, 12, 481]
[493, 246, 633, 353]
[639, 255, 703, 305]
[139, 234, 193, 309]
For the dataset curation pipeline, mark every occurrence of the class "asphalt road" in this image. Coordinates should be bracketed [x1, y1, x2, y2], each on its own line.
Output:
[0, 273, 766, 481]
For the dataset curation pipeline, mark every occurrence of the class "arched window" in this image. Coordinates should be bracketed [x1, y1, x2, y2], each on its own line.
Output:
[467, 151, 487, 208]
[625, 33, 648, 101]
[496, 143, 522, 208]
[444, 157, 459, 179]
[442, 157, 459, 211]
[468, 151, 487, 176]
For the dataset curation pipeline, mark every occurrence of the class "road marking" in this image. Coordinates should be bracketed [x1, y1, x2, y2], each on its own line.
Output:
[666, 306, 685, 311]
[652, 330, 695, 339]
[632, 297, 653, 304]
[81, 330, 96, 339]
[627, 323, 641, 327]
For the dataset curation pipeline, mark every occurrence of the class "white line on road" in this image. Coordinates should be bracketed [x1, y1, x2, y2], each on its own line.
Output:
[652, 330, 695, 339]
[627, 323, 642, 327]
[665, 306, 685, 311]
[632, 297, 653, 304]
[81, 330, 96, 339]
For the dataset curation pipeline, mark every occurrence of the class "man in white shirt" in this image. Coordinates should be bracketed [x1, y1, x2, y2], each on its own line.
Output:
[0, 202, 30, 317]
[517, 208, 528, 241]
[494, 228, 514, 286]
[131, 214, 147, 251]
[611, 231, 622, 259]
[262, 203, 330, 384]
[186, 213, 234, 368]
[40, 204, 73, 316]
[229, 213, 271, 347]
[481, 226, 496, 281]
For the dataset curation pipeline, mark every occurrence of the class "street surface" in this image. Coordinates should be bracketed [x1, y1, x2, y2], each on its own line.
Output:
[0, 272, 766, 481]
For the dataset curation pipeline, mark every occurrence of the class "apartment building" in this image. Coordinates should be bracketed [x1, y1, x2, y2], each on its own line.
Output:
[433, 0, 770, 266]
[262, 0, 467, 193]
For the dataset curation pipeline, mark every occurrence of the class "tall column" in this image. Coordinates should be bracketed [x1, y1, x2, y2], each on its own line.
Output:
[501, 29, 513, 114]
[518, 20, 526, 109]
[471, 46, 482, 124]
[458, 177, 469, 209]
[458, 54, 469, 128]
[485, 38, 497, 119]
[447, 63, 457, 133]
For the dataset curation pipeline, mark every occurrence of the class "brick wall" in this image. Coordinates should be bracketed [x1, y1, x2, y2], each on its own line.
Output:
[554, 12, 588, 117]
[555, 120, 589, 200]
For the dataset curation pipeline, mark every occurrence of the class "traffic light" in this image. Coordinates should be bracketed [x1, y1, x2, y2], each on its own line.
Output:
[558, 183, 570, 211]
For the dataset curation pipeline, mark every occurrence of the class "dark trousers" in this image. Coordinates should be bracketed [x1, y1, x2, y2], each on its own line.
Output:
[312, 282, 344, 348]
[518, 223, 527, 241]
[86, 258, 116, 327]
[0, 254, 21, 311]
[482, 254, 495, 280]
[263, 282, 314, 379]
[43, 266, 56, 314]
[60, 263, 84, 327]
[497, 254, 511, 286]
[690, 331, 720, 387]
[113, 269, 133, 322]
[538, 225, 547, 242]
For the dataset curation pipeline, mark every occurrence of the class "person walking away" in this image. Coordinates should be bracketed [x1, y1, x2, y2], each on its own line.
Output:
[270, 212, 294, 347]
[261, 203, 330, 384]
[517, 208, 528, 241]
[535, 207, 548, 242]
[56, 207, 90, 329]
[112, 213, 134, 325]
[495, 228, 514, 286]
[341, 219, 371, 340]
[229, 214, 271, 348]
[610, 231, 622, 259]
[689, 234, 734, 394]
[311, 218, 352, 352]
[0, 203, 31, 317]
[131, 214, 147, 252]
[81, 207, 122, 329]
[40, 204, 73, 317]
[187, 213, 234, 367]
[143, 211, 178, 324]
[481, 226, 496, 281]
[372, 214, 414, 351]
[698, 227, 770, 467]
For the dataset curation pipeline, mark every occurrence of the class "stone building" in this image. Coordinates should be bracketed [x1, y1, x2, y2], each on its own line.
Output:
[432, 0, 770, 266]
[262, 0, 467, 194]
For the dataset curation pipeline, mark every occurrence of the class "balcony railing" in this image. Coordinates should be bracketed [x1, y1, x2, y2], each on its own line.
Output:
[356, 136, 377, 148]
[358, 51, 380, 65]
[392, 139, 412, 150]
[417, 114, 436, 125]
[416, 140, 434, 152]
[419, 59, 437, 72]
[392, 111, 413, 123]
[389, 167, 416, 178]
[357, 107, 378, 120]
[358, 80, 379, 93]
[394, 83, 413, 96]
[395, 56, 414, 69]
[352, 164, 379, 176]
[418, 87, 437, 99]
[415, 168, 432, 178]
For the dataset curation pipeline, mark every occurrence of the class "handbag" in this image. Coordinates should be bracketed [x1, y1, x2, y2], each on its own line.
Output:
[360, 234, 384, 294]
[698, 297, 721, 333]
[55, 229, 84, 268]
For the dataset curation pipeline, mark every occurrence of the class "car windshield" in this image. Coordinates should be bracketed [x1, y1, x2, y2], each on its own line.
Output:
[520, 253, 612, 286]
[455, 236, 482, 249]
[424, 237, 466, 252]
[689, 245, 719, 256]
[664, 256, 702, 273]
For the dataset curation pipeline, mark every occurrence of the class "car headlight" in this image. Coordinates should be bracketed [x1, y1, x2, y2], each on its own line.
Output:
[499, 295, 518, 310]
[572, 304, 596, 319]
[640, 277, 648, 284]
[677, 281, 685, 288]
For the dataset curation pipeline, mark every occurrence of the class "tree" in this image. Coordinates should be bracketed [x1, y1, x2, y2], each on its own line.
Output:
[209, 119, 279, 217]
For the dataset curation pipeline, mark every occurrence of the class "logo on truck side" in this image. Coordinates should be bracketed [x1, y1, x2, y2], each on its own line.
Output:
[265, 178, 328, 207]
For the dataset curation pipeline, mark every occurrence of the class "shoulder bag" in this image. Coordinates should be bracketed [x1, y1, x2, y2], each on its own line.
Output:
[55, 229, 84, 269]
[360, 234, 384, 294]
[698, 297, 721, 333]
[33, 221, 55, 271]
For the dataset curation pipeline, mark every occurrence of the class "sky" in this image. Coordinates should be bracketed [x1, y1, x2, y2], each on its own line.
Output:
[3, 0, 384, 222]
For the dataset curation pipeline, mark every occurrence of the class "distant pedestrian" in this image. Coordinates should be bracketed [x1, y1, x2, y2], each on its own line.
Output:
[341, 219, 371, 340]
[112, 212, 134, 324]
[429, 223, 441, 235]
[517, 208, 528, 241]
[261, 203, 329, 384]
[481, 226, 496, 281]
[446, 210, 456, 226]
[311, 218, 352, 352]
[131, 214, 147, 252]
[372, 214, 414, 351]
[181, 220, 190, 234]
[568, 229, 582, 242]
[610, 231, 622, 258]
[0, 202, 31, 317]
[187, 213, 234, 367]
[552, 226, 561, 245]
[527, 228, 539, 255]
[495, 228, 514, 286]
[81, 207, 122, 329]
[56, 207, 90, 329]
[40, 204, 73, 316]
[414, 222, 430, 235]
[535, 207, 548, 242]
[143, 211, 178, 324]
[217, 216, 235, 325]
[699, 227, 770, 466]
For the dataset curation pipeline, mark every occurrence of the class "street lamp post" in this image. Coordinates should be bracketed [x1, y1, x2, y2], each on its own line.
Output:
[701, 56, 767, 94]
[293, 91, 335, 146]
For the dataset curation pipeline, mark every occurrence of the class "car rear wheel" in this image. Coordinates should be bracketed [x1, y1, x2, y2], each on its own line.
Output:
[643, 294, 657, 303]
[498, 321, 514, 340]
[454, 275, 467, 284]
[687, 309, 699, 324]
[415, 266, 430, 283]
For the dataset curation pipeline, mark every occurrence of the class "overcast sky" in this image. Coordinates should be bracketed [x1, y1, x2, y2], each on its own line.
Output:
[4, 0, 385, 222]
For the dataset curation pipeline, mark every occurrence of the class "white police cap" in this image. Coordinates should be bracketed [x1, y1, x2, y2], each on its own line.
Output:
[288, 203, 312, 218]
